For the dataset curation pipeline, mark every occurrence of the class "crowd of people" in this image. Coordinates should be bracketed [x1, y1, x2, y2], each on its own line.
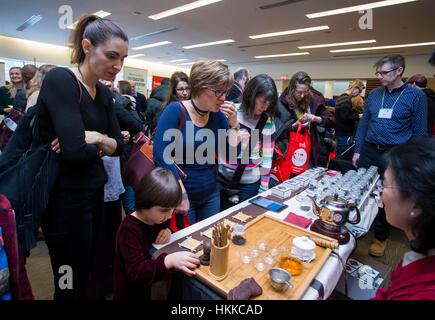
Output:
[0, 14, 434, 301]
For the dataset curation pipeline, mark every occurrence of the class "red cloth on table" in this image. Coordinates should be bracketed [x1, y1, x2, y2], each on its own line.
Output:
[284, 212, 313, 229]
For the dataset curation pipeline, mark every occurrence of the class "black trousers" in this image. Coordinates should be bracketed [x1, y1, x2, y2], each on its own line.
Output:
[358, 141, 391, 241]
[94, 199, 122, 299]
[41, 186, 104, 300]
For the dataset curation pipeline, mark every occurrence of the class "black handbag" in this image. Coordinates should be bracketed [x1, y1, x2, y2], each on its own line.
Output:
[218, 113, 268, 200]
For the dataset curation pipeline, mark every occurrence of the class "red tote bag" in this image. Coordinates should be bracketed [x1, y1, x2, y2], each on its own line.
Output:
[285, 122, 311, 175]
[271, 122, 311, 182]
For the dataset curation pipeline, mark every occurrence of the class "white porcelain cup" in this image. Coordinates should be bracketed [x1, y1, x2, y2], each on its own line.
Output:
[291, 236, 316, 262]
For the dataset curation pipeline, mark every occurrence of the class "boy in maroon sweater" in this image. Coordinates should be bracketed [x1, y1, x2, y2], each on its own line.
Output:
[113, 168, 199, 300]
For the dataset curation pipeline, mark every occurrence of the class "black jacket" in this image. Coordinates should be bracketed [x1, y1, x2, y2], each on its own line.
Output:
[274, 90, 335, 167]
[112, 92, 145, 166]
[334, 93, 359, 136]
[225, 83, 242, 102]
[113, 92, 144, 135]
[133, 92, 148, 121]
[144, 84, 169, 133]
[423, 88, 435, 135]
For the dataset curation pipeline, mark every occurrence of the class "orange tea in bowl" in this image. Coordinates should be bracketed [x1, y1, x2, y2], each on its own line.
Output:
[279, 256, 303, 276]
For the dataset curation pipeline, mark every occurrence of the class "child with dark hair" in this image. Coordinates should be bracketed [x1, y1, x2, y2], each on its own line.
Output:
[113, 167, 200, 300]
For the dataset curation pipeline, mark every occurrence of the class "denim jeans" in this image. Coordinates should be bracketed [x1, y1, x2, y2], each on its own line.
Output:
[336, 136, 352, 156]
[186, 189, 220, 225]
[120, 185, 135, 214]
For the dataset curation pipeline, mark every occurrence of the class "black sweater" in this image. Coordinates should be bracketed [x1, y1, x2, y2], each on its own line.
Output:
[334, 93, 359, 136]
[33, 67, 124, 189]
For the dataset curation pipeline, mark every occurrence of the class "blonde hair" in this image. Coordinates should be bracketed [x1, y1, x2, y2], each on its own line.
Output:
[189, 59, 233, 98]
[27, 64, 56, 98]
[6, 67, 22, 99]
[348, 79, 365, 91]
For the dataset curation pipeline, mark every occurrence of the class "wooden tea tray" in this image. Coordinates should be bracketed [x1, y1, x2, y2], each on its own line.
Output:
[195, 214, 337, 300]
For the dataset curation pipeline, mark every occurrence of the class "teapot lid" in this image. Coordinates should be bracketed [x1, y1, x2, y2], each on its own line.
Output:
[323, 194, 348, 208]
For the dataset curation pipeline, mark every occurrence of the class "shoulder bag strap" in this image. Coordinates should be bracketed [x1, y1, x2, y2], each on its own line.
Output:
[229, 112, 268, 188]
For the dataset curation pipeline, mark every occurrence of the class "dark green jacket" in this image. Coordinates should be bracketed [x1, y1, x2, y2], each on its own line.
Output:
[0, 86, 13, 115]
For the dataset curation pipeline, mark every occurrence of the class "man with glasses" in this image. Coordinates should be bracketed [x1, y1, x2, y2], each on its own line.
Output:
[128, 80, 148, 121]
[353, 54, 428, 257]
[225, 68, 250, 103]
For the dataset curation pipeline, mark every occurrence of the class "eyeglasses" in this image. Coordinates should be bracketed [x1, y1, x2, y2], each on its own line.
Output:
[295, 89, 310, 97]
[208, 88, 227, 98]
[176, 87, 190, 93]
[379, 181, 400, 192]
[375, 68, 399, 77]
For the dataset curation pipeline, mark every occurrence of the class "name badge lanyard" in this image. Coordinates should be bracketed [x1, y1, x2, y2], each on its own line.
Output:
[379, 88, 405, 118]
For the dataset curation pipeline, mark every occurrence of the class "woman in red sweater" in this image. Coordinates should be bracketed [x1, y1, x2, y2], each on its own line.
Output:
[373, 138, 435, 300]
[113, 167, 199, 300]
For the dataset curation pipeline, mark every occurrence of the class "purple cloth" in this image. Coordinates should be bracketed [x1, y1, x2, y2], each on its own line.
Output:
[228, 277, 263, 300]
[0, 194, 34, 300]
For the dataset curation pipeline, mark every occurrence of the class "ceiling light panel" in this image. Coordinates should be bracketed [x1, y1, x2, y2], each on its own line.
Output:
[127, 54, 145, 58]
[130, 27, 178, 41]
[330, 41, 435, 53]
[170, 59, 188, 62]
[132, 41, 172, 50]
[249, 26, 329, 39]
[68, 10, 111, 29]
[255, 52, 310, 59]
[16, 15, 43, 31]
[149, 0, 222, 20]
[307, 0, 418, 19]
[299, 40, 377, 49]
[183, 39, 234, 49]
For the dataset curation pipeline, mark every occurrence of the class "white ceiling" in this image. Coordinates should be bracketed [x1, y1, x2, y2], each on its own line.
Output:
[1, 0, 434, 67]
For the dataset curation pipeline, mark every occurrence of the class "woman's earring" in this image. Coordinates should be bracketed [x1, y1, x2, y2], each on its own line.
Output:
[410, 212, 415, 217]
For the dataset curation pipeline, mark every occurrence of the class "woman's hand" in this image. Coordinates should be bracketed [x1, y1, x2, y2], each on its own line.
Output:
[220, 101, 238, 128]
[176, 192, 190, 216]
[84, 131, 103, 145]
[301, 113, 322, 124]
[3, 107, 12, 114]
[292, 119, 310, 130]
[51, 138, 61, 154]
[154, 228, 172, 245]
[121, 131, 130, 144]
[164, 251, 200, 276]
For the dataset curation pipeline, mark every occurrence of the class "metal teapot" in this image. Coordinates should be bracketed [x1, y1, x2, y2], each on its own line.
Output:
[308, 194, 361, 232]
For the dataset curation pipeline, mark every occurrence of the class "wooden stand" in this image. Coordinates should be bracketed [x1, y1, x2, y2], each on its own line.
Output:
[209, 241, 230, 281]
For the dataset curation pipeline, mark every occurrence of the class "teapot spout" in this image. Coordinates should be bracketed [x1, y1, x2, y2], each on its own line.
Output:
[306, 195, 321, 216]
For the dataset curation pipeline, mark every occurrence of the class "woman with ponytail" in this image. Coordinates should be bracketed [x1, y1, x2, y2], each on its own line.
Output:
[33, 14, 128, 300]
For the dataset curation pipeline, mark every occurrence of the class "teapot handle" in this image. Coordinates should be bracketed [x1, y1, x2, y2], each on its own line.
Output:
[307, 195, 321, 217]
[348, 206, 361, 225]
